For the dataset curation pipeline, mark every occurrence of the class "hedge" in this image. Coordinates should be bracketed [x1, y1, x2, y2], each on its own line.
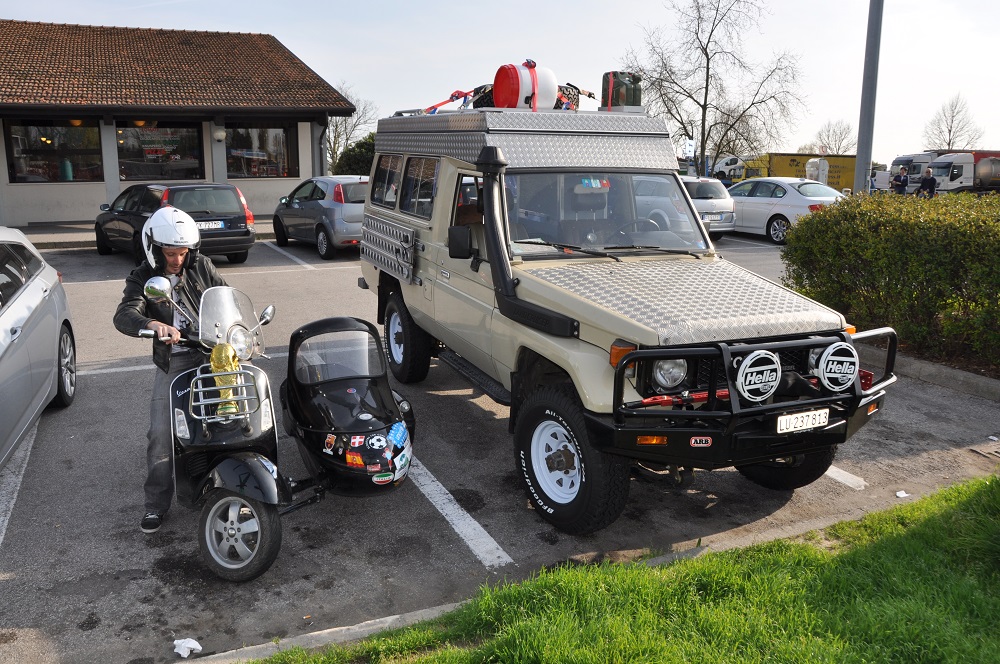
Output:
[781, 193, 1000, 366]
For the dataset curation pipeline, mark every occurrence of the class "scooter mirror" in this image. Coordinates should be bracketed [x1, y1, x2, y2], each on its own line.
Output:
[144, 276, 172, 303]
[259, 305, 275, 326]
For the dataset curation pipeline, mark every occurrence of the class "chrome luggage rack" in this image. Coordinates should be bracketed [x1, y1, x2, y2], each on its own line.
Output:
[188, 365, 261, 423]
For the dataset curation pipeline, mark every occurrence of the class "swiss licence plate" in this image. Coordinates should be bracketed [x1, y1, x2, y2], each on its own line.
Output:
[702, 213, 722, 221]
[776, 408, 829, 434]
[196, 220, 224, 230]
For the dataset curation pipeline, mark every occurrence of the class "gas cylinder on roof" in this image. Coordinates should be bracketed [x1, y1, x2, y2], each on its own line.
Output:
[492, 60, 558, 111]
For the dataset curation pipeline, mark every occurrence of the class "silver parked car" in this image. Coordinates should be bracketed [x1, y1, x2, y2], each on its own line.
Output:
[1, 228, 76, 471]
[728, 177, 844, 244]
[680, 175, 736, 241]
[272, 176, 369, 259]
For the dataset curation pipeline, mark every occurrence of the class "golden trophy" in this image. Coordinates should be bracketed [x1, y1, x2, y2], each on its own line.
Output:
[210, 343, 240, 416]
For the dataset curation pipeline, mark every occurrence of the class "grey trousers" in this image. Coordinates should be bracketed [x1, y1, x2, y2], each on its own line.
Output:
[145, 350, 206, 513]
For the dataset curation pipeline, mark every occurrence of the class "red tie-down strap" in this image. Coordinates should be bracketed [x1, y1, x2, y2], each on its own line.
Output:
[523, 59, 538, 112]
[424, 89, 475, 115]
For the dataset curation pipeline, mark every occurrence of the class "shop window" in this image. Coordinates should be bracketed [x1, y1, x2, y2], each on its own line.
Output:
[4, 119, 104, 183]
[117, 122, 204, 181]
[224, 124, 298, 178]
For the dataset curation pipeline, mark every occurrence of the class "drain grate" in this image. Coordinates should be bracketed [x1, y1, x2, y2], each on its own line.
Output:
[970, 441, 1000, 460]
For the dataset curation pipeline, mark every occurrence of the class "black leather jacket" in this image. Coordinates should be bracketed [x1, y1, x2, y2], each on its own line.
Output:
[113, 255, 227, 373]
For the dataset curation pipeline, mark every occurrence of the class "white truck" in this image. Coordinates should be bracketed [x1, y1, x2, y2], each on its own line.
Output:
[358, 97, 897, 534]
[888, 152, 943, 193]
[928, 151, 1000, 194]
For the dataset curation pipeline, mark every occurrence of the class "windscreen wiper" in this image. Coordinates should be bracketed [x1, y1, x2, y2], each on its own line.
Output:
[602, 245, 705, 258]
[515, 239, 622, 262]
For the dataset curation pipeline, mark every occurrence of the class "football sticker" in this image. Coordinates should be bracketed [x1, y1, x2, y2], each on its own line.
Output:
[367, 434, 388, 450]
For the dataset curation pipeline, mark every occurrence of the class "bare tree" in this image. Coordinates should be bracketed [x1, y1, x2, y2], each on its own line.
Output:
[326, 80, 380, 174]
[624, 0, 802, 178]
[922, 94, 983, 150]
[814, 119, 856, 154]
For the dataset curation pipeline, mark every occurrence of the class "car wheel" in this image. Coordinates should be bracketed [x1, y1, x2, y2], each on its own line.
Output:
[316, 227, 335, 260]
[199, 489, 282, 582]
[51, 324, 76, 408]
[737, 446, 837, 490]
[709, 232, 723, 241]
[227, 251, 249, 264]
[514, 386, 630, 534]
[273, 216, 288, 247]
[95, 223, 113, 255]
[766, 216, 790, 244]
[383, 290, 432, 383]
[132, 234, 144, 266]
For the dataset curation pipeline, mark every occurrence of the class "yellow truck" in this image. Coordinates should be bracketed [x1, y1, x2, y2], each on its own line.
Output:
[738, 153, 857, 191]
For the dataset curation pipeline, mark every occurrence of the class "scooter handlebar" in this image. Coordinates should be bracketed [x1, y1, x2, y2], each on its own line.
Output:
[137, 328, 195, 344]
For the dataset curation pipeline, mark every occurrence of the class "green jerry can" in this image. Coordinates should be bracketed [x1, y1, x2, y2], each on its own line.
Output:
[601, 71, 642, 109]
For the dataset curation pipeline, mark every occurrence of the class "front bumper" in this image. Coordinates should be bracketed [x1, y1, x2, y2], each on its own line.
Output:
[588, 328, 897, 469]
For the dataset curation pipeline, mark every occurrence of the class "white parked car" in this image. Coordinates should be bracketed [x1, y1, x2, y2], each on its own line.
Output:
[1, 227, 76, 471]
[680, 175, 736, 240]
[727, 177, 844, 244]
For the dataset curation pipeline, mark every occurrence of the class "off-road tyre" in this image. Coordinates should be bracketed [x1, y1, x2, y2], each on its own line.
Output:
[736, 446, 837, 491]
[95, 224, 113, 255]
[384, 290, 432, 383]
[199, 489, 281, 582]
[514, 386, 629, 534]
[273, 216, 289, 246]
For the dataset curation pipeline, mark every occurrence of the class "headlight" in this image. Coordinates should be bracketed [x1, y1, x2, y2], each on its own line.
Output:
[652, 359, 688, 390]
[228, 325, 253, 360]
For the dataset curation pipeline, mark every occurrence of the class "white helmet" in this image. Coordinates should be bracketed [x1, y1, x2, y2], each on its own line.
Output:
[141, 206, 201, 271]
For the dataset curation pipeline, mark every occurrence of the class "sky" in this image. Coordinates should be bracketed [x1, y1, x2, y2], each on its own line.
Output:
[5, 0, 997, 166]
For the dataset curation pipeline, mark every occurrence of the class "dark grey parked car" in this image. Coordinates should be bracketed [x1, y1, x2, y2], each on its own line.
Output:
[95, 182, 256, 264]
[1, 227, 76, 472]
[272, 176, 368, 259]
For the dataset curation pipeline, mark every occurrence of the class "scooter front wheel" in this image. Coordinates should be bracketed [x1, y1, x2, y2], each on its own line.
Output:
[199, 489, 282, 582]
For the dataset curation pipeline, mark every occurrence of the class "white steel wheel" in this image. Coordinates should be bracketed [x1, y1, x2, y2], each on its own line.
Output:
[530, 419, 582, 504]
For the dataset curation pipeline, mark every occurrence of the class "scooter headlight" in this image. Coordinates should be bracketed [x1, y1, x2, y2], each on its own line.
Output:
[652, 359, 688, 390]
[228, 325, 253, 360]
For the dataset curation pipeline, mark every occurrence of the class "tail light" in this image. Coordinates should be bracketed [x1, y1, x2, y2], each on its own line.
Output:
[808, 204, 824, 212]
[57, 270, 64, 284]
[160, 189, 170, 206]
[333, 184, 345, 204]
[234, 186, 254, 225]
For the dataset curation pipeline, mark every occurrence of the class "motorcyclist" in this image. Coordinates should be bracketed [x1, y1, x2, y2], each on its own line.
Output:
[113, 207, 227, 534]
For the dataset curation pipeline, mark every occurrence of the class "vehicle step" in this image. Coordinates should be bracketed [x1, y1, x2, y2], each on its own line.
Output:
[438, 349, 512, 406]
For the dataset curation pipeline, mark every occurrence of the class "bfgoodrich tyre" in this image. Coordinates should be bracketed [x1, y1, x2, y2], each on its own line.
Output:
[514, 386, 629, 534]
[737, 446, 837, 491]
[383, 291, 432, 383]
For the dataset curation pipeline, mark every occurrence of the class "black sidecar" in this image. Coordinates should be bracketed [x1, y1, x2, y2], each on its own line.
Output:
[280, 317, 415, 492]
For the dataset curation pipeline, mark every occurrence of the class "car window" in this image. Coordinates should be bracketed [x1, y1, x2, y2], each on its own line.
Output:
[371, 155, 402, 209]
[313, 180, 330, 200]
[340, 182, 368, 204]
[138, 188, 162, 213]
[399, 157, 439, 220]
[110, 188, 133, 210]
[794, 182, 841, 198]
[772, 185, 786, 199]
[291, 181, 315, 202]
[752, 183, 777, 198]
[5, 243, 43, 278]
[0, 245, 27, 310]
[729, 182, 754, 197]
[170, 188, 242, 215]
[684, 180, 729, 200]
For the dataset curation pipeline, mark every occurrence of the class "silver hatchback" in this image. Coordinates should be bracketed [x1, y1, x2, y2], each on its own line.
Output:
[272, 176, 369, 259]
[0, 228, 76, 471]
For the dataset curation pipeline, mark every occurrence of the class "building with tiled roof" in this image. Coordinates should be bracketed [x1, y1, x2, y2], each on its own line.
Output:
[0, 19, 356, 225]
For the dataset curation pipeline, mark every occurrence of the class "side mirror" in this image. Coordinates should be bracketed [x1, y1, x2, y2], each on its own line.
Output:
[448, 225, 473, 259]
[100, 203, 110, 211]
[279, 196, 288, 205]
[143, 276, 172, 302]
[259, 305, 275, 326]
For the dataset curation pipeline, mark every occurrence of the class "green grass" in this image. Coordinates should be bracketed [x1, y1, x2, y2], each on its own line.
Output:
[254, 475, 1000, 663]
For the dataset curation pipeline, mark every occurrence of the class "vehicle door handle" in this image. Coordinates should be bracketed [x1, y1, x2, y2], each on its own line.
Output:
[10, 326, 22, 340]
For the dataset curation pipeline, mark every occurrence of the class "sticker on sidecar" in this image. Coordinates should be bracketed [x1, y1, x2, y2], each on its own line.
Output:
[394, 449, 411, 481]
[350, 435, 365, 447]
[367, 434, 388, 450]
[324, 434, 337, 452]
[372, 472, 394, 485]
[388, 422, 408, 448]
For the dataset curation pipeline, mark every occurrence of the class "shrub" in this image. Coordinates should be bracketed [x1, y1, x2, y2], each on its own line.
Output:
[782, 193, 1000, 365]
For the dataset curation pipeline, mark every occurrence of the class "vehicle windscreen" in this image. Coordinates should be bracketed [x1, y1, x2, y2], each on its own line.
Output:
[930, 162, 951, 178]
[683, 180, 730, 200]
[504, 172, 707, 257]
[340, 182, 368, 204]
[793, 182, 842, 198]
[293, 330, 385, 384]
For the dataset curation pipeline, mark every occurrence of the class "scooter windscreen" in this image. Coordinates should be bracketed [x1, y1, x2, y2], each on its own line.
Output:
[196, 286, 265, 360]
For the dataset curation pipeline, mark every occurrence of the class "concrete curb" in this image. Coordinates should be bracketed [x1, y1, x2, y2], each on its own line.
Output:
[195, 602, 464, 663]
[856, 343, 999, 402]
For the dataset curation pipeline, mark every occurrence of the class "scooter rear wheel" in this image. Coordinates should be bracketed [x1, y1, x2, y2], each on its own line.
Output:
[199, 489, 281, 582]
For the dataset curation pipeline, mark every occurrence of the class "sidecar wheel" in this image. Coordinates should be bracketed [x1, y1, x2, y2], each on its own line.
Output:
[199, 489, 281, 582]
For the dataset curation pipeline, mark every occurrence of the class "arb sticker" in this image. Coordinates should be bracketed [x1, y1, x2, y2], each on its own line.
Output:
[690, 436, 712, 447]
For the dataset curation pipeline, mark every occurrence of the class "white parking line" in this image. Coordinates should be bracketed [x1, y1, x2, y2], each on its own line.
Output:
[825, 464, 867, 490]
[264, 242, 317, 268]
[0, 426, 35, 551]
[408, 457, 514, 569]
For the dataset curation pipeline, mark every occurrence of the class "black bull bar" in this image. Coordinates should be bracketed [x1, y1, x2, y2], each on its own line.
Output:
[583, 328, 898, 469]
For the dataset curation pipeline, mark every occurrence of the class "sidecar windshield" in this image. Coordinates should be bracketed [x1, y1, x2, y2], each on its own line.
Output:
[293, 329, 385, 385]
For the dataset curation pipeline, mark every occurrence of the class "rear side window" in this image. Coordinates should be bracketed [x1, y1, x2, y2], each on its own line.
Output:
[371, 155, 402, 208]
[340, 182, 368, 204]
[0, 244, 27, 310]
[399, 157, 439, 219]
[6, 242, 43, 278]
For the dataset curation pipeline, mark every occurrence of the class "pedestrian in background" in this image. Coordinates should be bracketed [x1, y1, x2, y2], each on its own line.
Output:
[915, 167, 936, 198]
[891, 166, 909, 194]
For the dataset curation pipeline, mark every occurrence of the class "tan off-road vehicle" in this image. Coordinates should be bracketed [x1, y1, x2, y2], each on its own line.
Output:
[358, 104, 897, 534]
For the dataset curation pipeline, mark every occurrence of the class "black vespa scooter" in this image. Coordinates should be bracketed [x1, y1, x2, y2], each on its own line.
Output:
[141, 277, 289, 582]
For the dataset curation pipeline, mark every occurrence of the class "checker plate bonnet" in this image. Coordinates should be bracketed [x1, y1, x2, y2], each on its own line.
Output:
[522, 259, 845, 345]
